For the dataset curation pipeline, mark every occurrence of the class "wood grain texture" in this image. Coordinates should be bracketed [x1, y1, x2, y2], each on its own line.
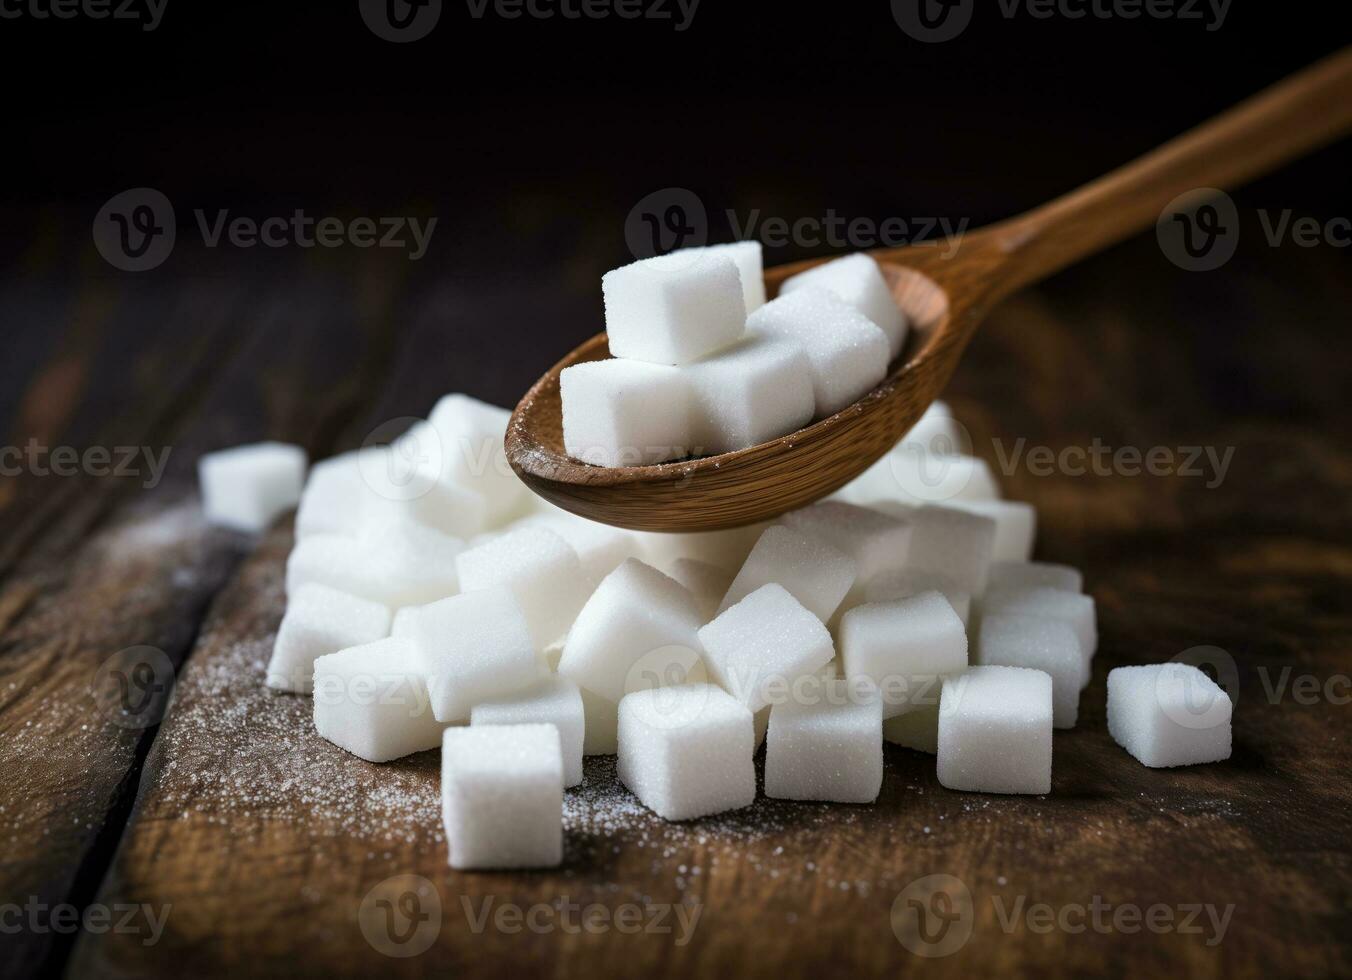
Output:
[57, 232, 1352, 979]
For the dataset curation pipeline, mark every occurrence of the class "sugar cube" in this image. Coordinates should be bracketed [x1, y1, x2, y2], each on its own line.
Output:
[839, 591, 967, 718]
[719, 525, 857, 623]
[294, 447, 385, 538]
[903, 504, 997, 595]
[779, 254, 908, 359]
[635, 522, 766, 573]
[977, 613, 1085, 728]
[979, 586, 1097, 674]
[558, 559, 705, 703]
[359, 434, 492, 541]
[198, 441, 307, 533]
[455, 526, 589, 648]
[764, 678, 884, 803]
[472, 676, 586, 787]
[691, 241, 766, 311]
[390, 605, 418, 637]
[580, 686, 619, 755]
[865, 567, 971, 625]
[560, 358, 694, 468]
[408, 587, 544, 722]
[747, 287, 889, 417]
[512, 506, 641, 585]
[267, 583, 392, 693]
[697, 584, 835, 712]
[285, 522, 462, 607]
[617, 684, 755, 820]
[426, 394, 528, 526]
[987, 561, 1083, 594]
[884, 702, 940, 753]
[442, 725, 563, 869]
[900, 401, 969, 456]
[602, 252, 746, 365]
[313, 638, 444, 762]
[950, 500, 1036, 563]
[685, 334, 815, 455]
[667, 558, 736, 621]
[937, 665, 1053, 795]
[779, 500, 912, 580]
[884, 452, 1002, 505]
[1107, 664, 1232, 768]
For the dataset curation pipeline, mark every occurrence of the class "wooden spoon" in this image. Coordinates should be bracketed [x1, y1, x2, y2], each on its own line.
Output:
[508, 48, 1352, 532]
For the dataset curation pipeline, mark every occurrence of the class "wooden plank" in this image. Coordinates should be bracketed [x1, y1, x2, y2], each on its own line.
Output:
[65, 237, 1352, 978]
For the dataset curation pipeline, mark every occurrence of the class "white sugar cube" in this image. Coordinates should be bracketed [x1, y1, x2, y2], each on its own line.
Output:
[472, 676, 586, 787]
[865, 568, 971, 626]
[409, 587, 544, 722]
[426, 394, 528, 526]
[884, 702, 940, 753]
[313, 637, 444, 762]
[988, 561, 1082, 594]
[580, 686, 619, 755]
[719, 525, 857, 623]
[779, 254, 908, 358]
[455, 527, 589, 648]
[667, 558, 735, 620]
[937, 665, 1053, 795]
[512, 506, 641, 585]
[900, 401, 969, 455]
[685, 334, 815, 455]
[198, 441, 307, 533]
[697, 584, 835, 712]
[779, 500, 912, 580]
[950, 500, 1036, 562]
[267, 583, 392, 693]
[602, 252, 746, 365]
[635, 523, 766, 574]
[285, 522, 462, 607]
[558, 559, 705, 703]
[747, 287, 889, 417]
[764, 678, 883, 803]
[390, 606, 418, 637]
[884, 452, 1002, 505]
[904, 504, 997, 595]
[294, 447, 385, 538]
[560, 358, 694, 467]
[980, 586, 1097, 675]
[617, 683, 755, 820]
[354, 421, 493, 540]
[977, 613, 1085, 728]
[442, 725, 562, 869]
[691, 240, 766, 311]
[1107, 664, 1232, 768]
[839, 591, 967, 718]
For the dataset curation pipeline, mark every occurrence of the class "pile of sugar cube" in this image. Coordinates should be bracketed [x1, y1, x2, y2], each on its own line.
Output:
[561, 247, 908, 466]
[195, 250, 1233, 871]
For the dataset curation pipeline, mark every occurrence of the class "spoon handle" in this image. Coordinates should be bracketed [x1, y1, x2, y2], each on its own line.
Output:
[886, 46, 1352, 299]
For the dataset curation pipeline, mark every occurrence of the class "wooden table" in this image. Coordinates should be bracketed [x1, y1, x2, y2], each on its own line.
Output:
[2, 216, 1349, 980]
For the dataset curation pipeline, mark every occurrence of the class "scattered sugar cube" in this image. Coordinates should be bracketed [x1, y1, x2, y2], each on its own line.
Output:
[719, 525, 858, 623]
[472, 676, 586, 787]
[950, 500, 1036, 563]
[558, 559, 705, 703]
[617, 683, 755, 820]
[747, 287, 889, 417]
[691, 240, 766, 311]
[903, 504, 997, 596]
[455, 527, 589, 648]
[580, 686, 619, 755]
[988, 561, 1082, 594]
[512, 506, 641, 585]
[839, 591, 967, 718]
[937, 665, 1053, 795]
[765, 678, 884, 803]
[560, 358, 694, 467]
[884, 702, 940, 753]
[865, 568, 971, 626]
[667, 558, 736, 620]
[697, 584, 835, 712]
[267, 583, 392, 693]
[313, 637, 443, 762]
[198, 441, 307, 533]
[780, 500, 912, 580]
[977, 613, 1085, 728]
[442, 725, 563, 869]
[1107, 664, 1232, 768]
[426, 394, 528, 526]
[980, 586, 1097, 675]
[779, 254, 908, 358]
[409, 587, 544, 722]
[685, 334, 815, 455]
[285, 522, 462, 607]
[602, 252, 746, 365]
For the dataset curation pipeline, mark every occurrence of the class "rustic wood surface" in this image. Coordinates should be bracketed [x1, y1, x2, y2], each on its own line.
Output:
[2, 214, 1350, 980]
